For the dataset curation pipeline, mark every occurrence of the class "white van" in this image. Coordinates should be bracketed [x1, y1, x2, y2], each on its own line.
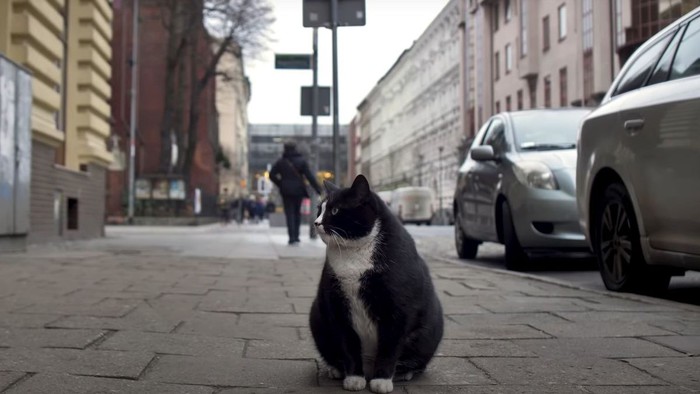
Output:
[389, 187, 435, 225]
[377, 191, 393, 208]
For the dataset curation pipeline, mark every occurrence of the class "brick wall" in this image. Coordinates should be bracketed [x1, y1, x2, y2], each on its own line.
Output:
[29, 141, 106, 243]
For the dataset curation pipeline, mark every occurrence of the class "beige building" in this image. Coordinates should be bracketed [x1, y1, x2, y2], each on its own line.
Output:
[216, 49, 250, 198]
[0, 0, 113, 249]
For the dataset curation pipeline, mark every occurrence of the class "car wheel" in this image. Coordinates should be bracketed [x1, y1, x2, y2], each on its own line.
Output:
[593, 183, 670, 294]
[455, 214, 479, 259]
[502, 201, 529, 271]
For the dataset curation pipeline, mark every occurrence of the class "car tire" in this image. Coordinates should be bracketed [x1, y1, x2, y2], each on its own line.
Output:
[455, 214, 479, 259]
[593, 182, 671, 294]
[502, 201, 529, 271]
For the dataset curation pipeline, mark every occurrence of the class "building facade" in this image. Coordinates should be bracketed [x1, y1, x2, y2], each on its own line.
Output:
[216, 50, 250, 200]
[0, 0, 113, 248]
[356, 0, 462, 211]
[109, 0, 220, 219]
[248, 124, 348, 194]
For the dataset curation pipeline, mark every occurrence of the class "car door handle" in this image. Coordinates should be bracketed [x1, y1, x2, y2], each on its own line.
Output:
[624, 119, 645, 131]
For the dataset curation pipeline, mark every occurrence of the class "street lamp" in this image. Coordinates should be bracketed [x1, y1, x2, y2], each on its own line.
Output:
[438, 146, 444, 225]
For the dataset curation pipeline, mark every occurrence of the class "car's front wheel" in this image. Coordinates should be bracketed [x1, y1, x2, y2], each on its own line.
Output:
[502, 201, 529, 271]
[455, 213, 479, 259]
[593, 182, 670, 294]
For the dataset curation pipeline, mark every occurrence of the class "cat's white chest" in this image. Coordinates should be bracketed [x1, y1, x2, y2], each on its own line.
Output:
[327, 227, 379, 363]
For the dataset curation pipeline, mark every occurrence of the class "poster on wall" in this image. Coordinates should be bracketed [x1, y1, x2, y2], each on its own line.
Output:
[135, 179, 151, 199]
[169, 180, 185, 200]
[152, 179, 169, 200]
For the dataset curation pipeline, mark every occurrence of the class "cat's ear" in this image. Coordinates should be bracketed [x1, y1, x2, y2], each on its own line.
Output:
[323, 180, 340, 194]
[349, 175, 371, 201]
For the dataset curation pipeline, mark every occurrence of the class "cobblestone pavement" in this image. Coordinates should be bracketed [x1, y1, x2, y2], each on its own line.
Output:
[0, 225, 699, 393]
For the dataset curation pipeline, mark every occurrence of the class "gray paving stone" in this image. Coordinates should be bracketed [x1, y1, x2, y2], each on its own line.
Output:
[237, 313, 309, 328]
[472, 357, 665, 386]
[626, 357, 700, 390]
[219, 388, 348, 394]
[284, 286, 318, 298]
[449, 312, 570, 326]
[245, 338, 317, 359]
[177, 312, 299, 340]
[197, 290, 294, 313]
[444, 321, 550, 340]
[291, 298, 313, 314]
[0, 371, 25, 391]
[514, 338, 684, 359]
[583, 385, 687, 393]
[0, 313, 61, 328]
[17, 298, 140, 317]
[47, 306, 181, 333]
[4, 373, 214, 394]
[0, 348, 154, 378]
[530, 320, 675, 338]
[145, 355, 317, 388]
[98, 331, 245, 357]
[576, 297, 678, 312]
[476, 296, 591, 313]
[645, 335, 700, 355]
[436, 339, 537, 358]
[406, 385, 589, 393]
[0, 327, 105, 349]
[439, 296, 492, 314]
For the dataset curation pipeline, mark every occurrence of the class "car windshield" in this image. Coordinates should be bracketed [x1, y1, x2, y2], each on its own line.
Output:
[511, 111, 590, 151]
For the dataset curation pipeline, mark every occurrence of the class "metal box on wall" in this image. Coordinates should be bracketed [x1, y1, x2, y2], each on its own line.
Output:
[0, 54, 32, 236]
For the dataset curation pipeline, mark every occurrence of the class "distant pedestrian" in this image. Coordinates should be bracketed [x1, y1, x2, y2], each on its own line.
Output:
[218, 188, 231, 225]
[270, 141, 322, 245]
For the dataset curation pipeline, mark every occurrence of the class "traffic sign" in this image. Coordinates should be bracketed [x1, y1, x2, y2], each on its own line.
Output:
[275, 54, 312, 69]
[303, 0, 366, 28]
[301, 86, 331, 116]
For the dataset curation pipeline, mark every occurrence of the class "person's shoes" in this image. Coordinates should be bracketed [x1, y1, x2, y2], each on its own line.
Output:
[288, 240, 299, 246]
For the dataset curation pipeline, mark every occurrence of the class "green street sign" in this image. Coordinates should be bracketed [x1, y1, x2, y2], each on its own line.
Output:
[275, 54, 312, 69]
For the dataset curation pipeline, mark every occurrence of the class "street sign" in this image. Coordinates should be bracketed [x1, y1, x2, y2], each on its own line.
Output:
[301, 86, 331, 116]
[275, 54, 312, 69]
[303, 0, 366, 28]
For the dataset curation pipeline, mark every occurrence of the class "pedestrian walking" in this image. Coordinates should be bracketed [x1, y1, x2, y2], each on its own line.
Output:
[270, 141, 322, 245]
[218, 188, 231, 225]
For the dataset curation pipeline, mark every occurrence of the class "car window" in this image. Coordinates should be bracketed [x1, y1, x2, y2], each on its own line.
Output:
[670, 16, 700, 81]
[613, 32, 674, 97]
[481, 118, 508, 153]
[647, 30, 682, 86]
[475, 120, 492, 145]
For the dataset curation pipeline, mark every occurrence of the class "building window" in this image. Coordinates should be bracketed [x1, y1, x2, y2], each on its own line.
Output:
[582, 0, 593, 51]
[67, 198, 79, 230]
[529, 83, 537, 108]
[493, 2, 500, 31]
[544, 75, 552, 108]
[615, 0, 624, 47]
[506, 95, 512, 111]
[495, 100, 501, 113]
[520, 0, 528, 56]
[494, 51, 500, 80]
[559, 67, 568, 106]
[558, 4, 567, 40]
[517, 89, 523, 110]
[543, 15, 551, 51]
[505, 0, 512, 22]
[505, 43, 513, 73]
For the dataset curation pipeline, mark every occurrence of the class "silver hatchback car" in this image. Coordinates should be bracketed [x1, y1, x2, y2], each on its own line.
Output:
[577, 6, 700, 293]
[454, 109, 592, 270]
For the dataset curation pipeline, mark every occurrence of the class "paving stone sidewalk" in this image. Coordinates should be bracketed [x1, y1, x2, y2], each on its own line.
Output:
[0, 228, 699, 393]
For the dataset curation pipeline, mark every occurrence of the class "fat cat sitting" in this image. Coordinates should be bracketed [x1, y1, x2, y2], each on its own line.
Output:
[309, 175, 444, 393]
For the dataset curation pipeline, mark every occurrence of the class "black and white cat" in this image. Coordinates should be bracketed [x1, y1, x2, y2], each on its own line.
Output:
[309, 175, 444, 393]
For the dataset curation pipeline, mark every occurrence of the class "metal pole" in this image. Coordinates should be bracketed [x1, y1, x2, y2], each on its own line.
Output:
[309, 27, 319, 239]
[330, 0, 340, 185]
[127, 0, 139, 223]
[438, 146, 444, 224]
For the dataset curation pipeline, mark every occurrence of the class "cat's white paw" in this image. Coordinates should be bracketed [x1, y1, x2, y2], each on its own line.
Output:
[328, 366, 344, 380]
[369, 378, 394, 393]
[343, 375, 366, 391]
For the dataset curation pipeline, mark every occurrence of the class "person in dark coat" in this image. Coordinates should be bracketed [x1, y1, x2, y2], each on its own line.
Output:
[269, 141, 322, 245]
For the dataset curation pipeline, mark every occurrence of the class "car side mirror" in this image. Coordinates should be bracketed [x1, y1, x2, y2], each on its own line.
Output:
[471, 145, 496, 161]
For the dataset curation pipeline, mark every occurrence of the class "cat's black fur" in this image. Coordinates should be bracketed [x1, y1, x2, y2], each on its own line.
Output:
[309, 175, 444, 390]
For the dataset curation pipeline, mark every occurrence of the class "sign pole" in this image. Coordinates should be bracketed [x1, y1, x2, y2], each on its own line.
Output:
[310, 27, 320, 239]
[127, 0, 139, 224]
[331, 0, 340, 185]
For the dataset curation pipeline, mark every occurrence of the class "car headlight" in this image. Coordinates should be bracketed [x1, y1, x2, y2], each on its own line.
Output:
[513, 161, 558, 190]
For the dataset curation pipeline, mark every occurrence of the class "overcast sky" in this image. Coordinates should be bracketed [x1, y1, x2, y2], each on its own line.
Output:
[245, 0, 451, 126]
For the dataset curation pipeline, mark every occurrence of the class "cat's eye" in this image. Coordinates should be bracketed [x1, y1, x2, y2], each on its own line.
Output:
[331, 208, 339, 215]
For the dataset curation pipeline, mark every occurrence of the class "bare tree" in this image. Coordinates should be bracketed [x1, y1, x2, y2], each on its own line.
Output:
[156, 0, 273, 180]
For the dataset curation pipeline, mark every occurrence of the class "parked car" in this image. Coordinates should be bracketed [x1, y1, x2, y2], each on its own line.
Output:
[577, 6, 700, 293]
[453, 109, 593, 270]
[390, 187, 435, 225]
